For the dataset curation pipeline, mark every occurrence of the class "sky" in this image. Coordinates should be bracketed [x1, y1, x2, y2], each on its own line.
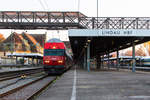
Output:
[0, 0, 150, 17]
[0, 0, 150, 40]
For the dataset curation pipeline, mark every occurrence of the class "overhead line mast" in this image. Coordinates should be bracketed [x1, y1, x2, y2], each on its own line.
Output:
[78, 0, 80, 12]
[43, 0, 49, 10]
[38, 0, 46, 10]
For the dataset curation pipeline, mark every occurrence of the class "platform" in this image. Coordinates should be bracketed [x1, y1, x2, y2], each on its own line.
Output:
[0, 66, 42, 73]
[37, 66, 150, 100]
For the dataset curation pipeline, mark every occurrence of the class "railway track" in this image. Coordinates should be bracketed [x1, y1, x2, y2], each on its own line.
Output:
[0, 74, 57, 100]
[0, 68, 44, 82]
[0, 66, 69, 100]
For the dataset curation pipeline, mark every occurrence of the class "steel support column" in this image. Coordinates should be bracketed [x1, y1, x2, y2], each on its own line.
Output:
[101, 56, 103, 69]
[32, 58, 34, 66]
[28, 58, 30, 65]
[96, 56, 100, 69]
[23, 57, 25, 65]
[132, 42, 136, 72]
[108, 53, 110, 69]
[36, 58, 38, 65]
[117, 49, 119, 71]
[16, 57, 18, 65]
[87, 43, 90, 72]
[84, 49, 87, 69]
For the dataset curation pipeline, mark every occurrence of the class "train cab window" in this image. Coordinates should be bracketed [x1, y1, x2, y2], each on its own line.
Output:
[44, 49, 64, 56]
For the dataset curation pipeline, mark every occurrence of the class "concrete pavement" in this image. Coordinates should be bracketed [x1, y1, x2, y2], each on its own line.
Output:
[36, 67, 150, 100]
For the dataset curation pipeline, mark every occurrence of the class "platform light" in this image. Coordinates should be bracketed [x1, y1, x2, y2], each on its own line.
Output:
[134, 40, 139, 42]
[86, 43, 88, 46]
[87, 39, 91, 43]
[119, 46, 122, 48]
[84, 46, 87, 48]
[126, 43, 131, 45]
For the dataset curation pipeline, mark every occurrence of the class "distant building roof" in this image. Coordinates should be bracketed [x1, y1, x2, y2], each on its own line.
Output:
[0, 34, 5, 43]
[0, 32, 45, 54]
[30, 34, 46, 47]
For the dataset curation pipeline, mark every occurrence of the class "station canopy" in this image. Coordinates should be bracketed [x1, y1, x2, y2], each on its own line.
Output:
[69, 29, 150, 59]
[7, 53, 43, 59]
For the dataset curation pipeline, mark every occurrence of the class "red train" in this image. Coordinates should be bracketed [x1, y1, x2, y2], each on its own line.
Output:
[43, 38, 73, 74]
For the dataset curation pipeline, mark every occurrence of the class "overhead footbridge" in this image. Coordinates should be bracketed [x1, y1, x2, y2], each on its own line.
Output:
[0, 11, 86, 29]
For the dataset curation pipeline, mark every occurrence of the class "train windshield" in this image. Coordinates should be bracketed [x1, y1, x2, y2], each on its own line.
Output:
[44, 49, 64, 56]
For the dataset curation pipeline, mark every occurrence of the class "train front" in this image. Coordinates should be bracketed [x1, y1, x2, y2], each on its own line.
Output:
[43, 38, 66, 74]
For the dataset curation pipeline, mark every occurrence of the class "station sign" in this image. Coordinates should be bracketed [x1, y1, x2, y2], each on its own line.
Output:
[69, 29, 150, 37]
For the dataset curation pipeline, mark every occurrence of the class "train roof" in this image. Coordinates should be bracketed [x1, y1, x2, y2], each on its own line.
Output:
[47, 38, 62, 43]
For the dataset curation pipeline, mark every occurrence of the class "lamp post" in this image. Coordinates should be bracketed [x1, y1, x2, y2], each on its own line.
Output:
[97, 0, 98, 18]
[78, 0, 80, 11]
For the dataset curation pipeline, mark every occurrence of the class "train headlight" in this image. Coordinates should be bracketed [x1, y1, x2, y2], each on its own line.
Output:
[45, 60, 50, 63]
[58, 60, 63, 63]
[53, 46, 56, 49]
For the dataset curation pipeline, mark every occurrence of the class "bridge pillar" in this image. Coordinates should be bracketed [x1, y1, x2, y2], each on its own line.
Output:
[132, 42, 136, 72]
[116, 49, 119, 71]
[87, 43, 90, 72]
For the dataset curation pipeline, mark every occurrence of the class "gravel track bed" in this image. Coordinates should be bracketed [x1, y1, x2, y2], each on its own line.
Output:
[0, 72, 45, 96]
[0, 76, 56, 100]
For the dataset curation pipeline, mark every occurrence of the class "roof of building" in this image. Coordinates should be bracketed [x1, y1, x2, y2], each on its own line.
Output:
[0, 34, 5, 43]
[0, 32, 45, 54]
